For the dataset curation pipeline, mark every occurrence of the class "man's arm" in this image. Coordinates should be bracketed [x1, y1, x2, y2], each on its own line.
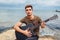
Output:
[37, 16, 45, 28]
[41, 21, 46, 28]
[13, 22, 32, 37]
[14, 22, 25, 34]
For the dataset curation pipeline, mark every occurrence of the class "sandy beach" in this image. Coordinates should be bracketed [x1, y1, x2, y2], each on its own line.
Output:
[0, 29, 57, 40]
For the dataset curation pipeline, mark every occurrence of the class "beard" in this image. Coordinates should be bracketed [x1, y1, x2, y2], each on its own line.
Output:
[27, 13, 32, 16]
[27, 14, 31, 16]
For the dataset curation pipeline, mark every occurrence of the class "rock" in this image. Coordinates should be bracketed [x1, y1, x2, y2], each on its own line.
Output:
[0, 29, 57, 40]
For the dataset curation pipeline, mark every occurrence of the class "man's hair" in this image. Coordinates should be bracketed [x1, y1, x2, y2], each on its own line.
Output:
[25, 5, 33, 10]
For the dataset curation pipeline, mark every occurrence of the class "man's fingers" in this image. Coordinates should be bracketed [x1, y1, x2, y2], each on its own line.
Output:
[27, 28, 31, 31]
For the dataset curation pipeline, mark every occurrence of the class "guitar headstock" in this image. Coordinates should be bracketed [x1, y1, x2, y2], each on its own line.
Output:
[44, 14, 58, 22]
[49, 14, 58, 20]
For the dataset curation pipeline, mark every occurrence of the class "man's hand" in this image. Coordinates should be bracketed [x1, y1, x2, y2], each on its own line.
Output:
[23, 28, 32, 37]
[41, 21, 46, 28]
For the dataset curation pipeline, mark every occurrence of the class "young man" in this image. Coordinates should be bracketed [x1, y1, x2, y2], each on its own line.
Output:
[14, 5, 45, 40]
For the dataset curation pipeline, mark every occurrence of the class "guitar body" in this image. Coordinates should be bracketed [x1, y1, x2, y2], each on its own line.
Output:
[15, 23, 38, 40]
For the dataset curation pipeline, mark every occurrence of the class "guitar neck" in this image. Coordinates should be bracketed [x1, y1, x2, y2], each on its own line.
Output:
[44, 14, 58, 22]
[44, 19, 49, 22]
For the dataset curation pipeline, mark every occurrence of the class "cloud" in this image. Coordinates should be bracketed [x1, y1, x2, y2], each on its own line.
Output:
[0, 0, 26, 4]
[0, 0, 60, 9]
[0, 0, 60, 6]
[24, 0, 60, 6]
[27, 0, 60, 6]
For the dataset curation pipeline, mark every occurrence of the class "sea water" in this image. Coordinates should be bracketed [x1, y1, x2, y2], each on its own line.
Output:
[0, 9, 60, 37]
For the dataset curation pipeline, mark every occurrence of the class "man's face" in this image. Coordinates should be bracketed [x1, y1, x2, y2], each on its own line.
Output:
[25, 7, 33, 16]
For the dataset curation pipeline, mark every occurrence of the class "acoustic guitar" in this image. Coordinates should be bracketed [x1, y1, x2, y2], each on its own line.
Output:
[15, 14, 58, 40]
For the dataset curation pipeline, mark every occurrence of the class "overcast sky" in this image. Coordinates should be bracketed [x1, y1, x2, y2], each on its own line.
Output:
[0, 0, 60, 10]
